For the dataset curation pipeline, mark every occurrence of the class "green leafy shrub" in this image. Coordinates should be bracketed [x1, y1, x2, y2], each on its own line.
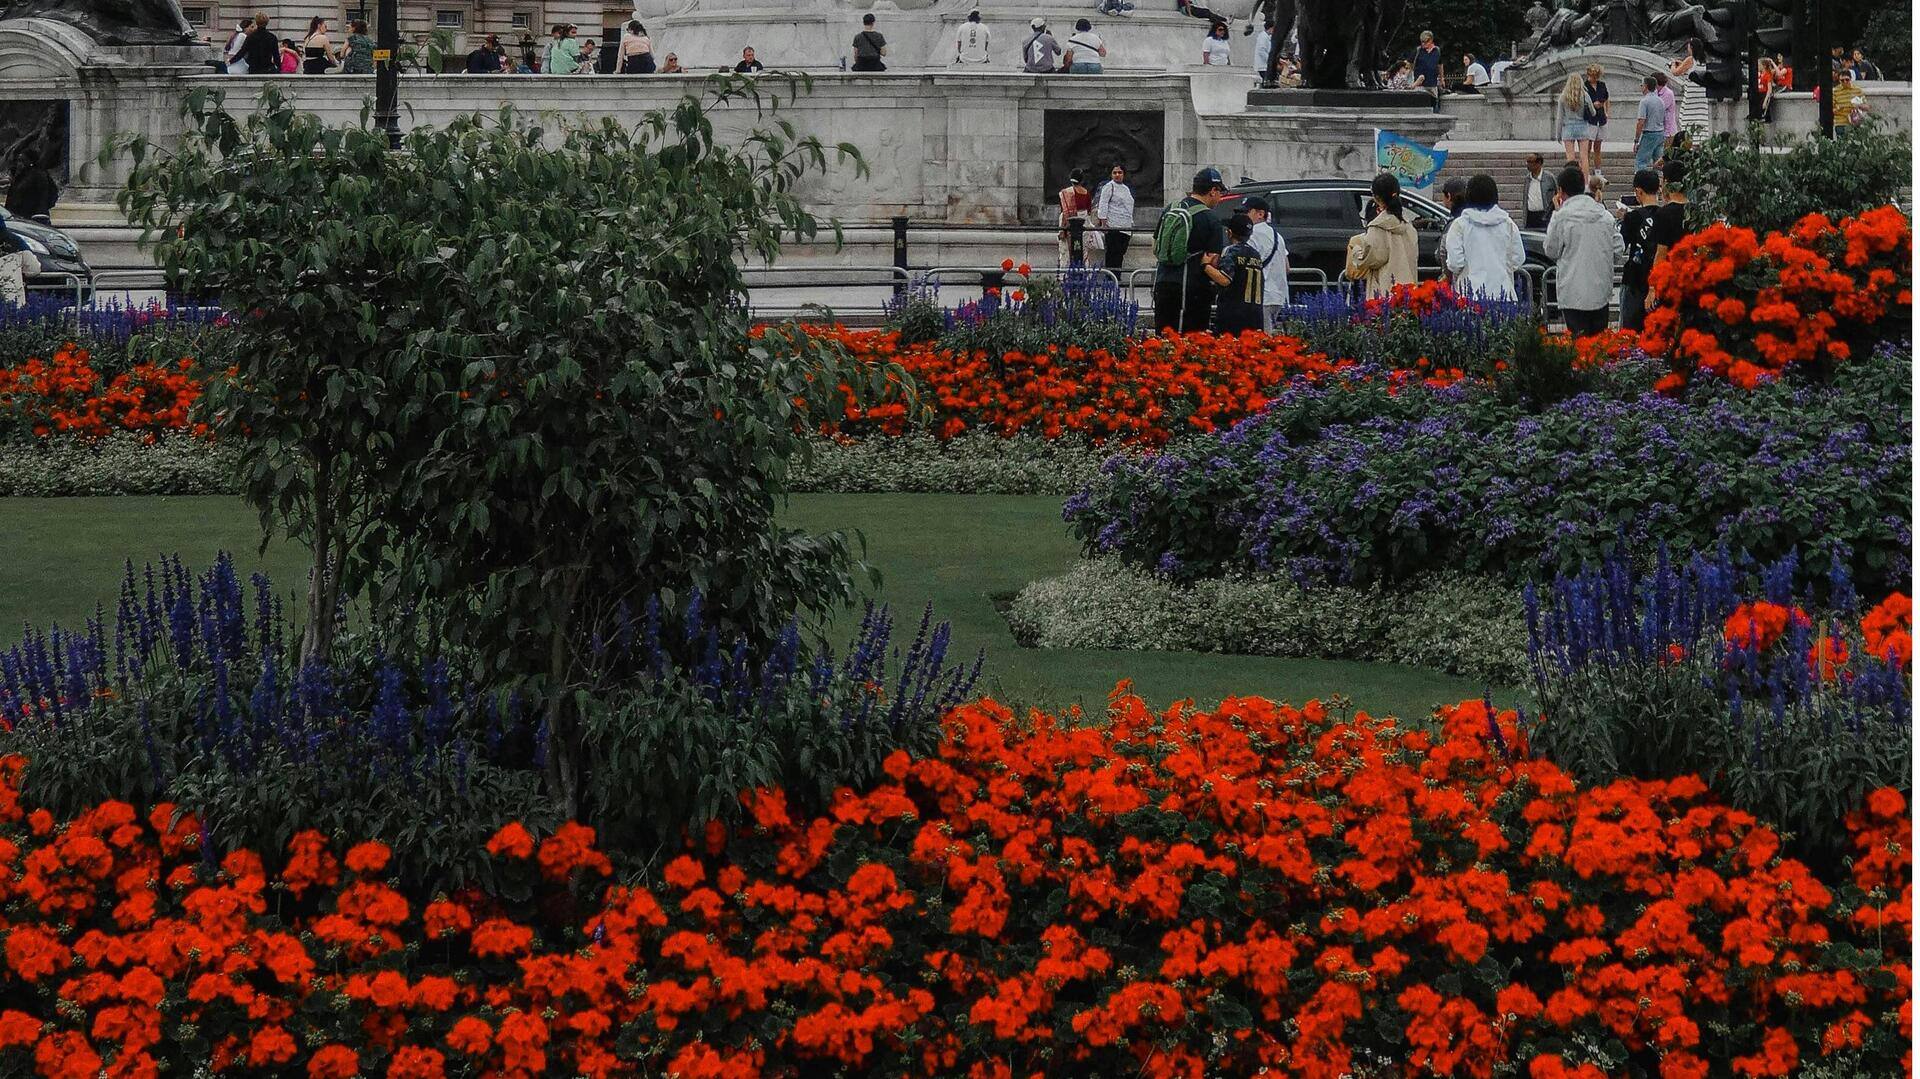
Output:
[1008, 559, 1529, 687]
[1674, 120, 1911, 233]
[1493, 329, 1594, 411]
[1858, 6, 1910, 79]
[116, 82, 913, 818]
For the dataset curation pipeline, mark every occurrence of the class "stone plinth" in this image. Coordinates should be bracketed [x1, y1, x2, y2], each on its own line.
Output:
[1247, 87, 1437, 109]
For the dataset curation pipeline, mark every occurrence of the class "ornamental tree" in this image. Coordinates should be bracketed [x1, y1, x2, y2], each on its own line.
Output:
[117, 81, 900, 814]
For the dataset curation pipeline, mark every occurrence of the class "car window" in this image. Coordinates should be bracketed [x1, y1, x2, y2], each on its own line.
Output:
[1403, 198, 1452, 228]
[1266, 190, 1350, 228]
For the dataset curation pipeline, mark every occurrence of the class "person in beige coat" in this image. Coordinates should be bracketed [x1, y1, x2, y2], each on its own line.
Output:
[1348, 172, 1419, 299]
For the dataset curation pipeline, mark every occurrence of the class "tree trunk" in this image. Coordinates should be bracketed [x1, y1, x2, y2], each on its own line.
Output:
[544, 569, 587, 819]
[299, 455, 337, 667]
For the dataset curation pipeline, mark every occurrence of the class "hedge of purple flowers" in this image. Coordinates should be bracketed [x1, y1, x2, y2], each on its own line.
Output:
[1, 553, 980, 888]
[1065, 344, 1910, 596]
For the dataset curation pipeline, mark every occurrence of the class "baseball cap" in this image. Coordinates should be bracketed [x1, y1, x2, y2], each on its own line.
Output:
[1242, 196, 1270, 213]
[1192, 167, 1225, 192]
[1030, 17, 1046, 29]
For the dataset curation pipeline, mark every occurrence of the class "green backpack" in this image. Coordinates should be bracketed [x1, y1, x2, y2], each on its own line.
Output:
[1153, 201, 1200, 265]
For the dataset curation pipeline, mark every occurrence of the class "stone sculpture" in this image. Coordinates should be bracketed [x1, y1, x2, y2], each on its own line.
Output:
[1520, 0, 1607, 63]
[1255, 0, 1408, 88]
[0, 0, 196, 46]
[1642, 0, 1715, 45]
[3, 108, 64, 220]
[1517, 0, 1719, 67]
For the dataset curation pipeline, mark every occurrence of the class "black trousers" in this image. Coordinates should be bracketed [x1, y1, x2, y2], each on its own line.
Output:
[1153, 277, 1214, 334]
[1563, 306, 1609, 336]
[1524, 210, 1550, 229]
[1103, 231, 1131, 271]
[850, 58, 885, 71]
[1618, 284, 1648, 331]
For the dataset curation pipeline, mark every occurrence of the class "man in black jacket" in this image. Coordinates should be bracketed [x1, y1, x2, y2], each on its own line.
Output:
[239, 12, 279, 74]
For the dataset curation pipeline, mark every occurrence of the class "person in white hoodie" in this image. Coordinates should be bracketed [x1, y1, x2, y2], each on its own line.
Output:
[1443, 173, 1524, 302]
[1543, 164, 1625, 336]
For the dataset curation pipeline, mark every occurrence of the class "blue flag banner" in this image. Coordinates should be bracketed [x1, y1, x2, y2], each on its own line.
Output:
[1374, 129, 1448, 192]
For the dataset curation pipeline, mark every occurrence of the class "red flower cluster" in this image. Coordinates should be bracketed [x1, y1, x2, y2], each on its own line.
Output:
[1722, 601, 1812, 652]
[0, 686, 1908, 1076]
[0, 347, 206, 442]
[1721, 594, 1913, 682]
[1640, 206, 1911, 389]
[1362, 278, 1473, 317]
[805, 328, 1459, 447]
[1862, 593, 1913, 668]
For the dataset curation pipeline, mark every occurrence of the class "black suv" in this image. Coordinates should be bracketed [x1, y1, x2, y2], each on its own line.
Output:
[1211, 178, 1551, 287]
[1, 208, 92, 295]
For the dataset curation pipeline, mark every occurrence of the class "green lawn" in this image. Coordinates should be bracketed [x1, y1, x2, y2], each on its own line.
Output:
[0, 493, 1490, 720]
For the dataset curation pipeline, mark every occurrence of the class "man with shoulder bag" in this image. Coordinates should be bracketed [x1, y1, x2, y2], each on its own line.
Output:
[1151, 168, 1229, 333]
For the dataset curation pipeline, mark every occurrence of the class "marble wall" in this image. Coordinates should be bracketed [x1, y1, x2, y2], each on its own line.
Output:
[4, 15, 1907, 274]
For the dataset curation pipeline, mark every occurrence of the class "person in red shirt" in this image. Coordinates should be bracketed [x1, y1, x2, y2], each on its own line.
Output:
[1057, 171, 1096, 266]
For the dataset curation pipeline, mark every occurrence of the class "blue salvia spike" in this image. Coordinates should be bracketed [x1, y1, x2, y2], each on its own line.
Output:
[168, 588, 195, 668]
[43, 630, 66, 726]
[371, 661, 409, 760]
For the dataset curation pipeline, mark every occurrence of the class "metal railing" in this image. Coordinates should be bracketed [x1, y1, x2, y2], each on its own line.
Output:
[742, 265, 911, 290]
[22, 272, 88, 309]
[23, 270, 174, 306]
[921, 265, 1122, 290]
[1124, 265, 1336, 306]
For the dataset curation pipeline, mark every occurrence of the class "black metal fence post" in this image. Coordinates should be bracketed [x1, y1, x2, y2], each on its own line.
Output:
[891, 216, 909, 297]
[374, 0, 399, 148]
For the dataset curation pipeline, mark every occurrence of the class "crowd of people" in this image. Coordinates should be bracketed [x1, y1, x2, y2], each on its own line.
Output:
[212, 14, 721, 75]
[201, 6, 1324, 79]
[1127, 149, 1698, 339]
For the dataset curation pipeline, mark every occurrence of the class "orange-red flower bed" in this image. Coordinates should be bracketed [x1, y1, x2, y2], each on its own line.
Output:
[0, 690, 1908, 1077]
[1640, 205, 1911, 389]
[0, 347, 206, 442]
[806, 327, 1470, 447]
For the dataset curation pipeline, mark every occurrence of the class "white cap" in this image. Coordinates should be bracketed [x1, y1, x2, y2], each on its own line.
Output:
[1030, 17, 1046, 29]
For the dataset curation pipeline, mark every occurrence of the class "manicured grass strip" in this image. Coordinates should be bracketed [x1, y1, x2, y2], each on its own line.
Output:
[0, 493, 1487, 719]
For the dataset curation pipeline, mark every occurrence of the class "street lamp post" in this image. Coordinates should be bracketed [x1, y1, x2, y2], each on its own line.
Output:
[374, 0, 400, 147]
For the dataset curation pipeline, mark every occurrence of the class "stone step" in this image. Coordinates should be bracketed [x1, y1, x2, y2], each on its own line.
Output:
[1433, 143, 1638, 222]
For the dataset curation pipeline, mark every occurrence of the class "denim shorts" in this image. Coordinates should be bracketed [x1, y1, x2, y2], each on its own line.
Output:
[1559, 116, 1588, 142]
[1634, 130, 1666, 168]
[1070, 62, 1102, 74]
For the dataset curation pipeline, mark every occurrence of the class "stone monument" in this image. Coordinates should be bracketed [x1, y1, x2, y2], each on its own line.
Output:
[1516, 0, 1722, 69]
[0, 0, 195, 46]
